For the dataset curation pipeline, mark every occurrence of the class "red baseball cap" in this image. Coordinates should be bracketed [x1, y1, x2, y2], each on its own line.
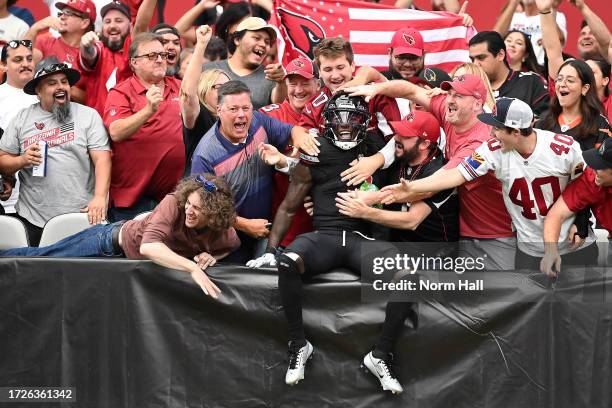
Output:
[283, 57, 316, 80]
[390, 27, 424, 57]
[441, 74, 487, 103]
[56, 0, 97, 22]
[390, 111, 440, 143]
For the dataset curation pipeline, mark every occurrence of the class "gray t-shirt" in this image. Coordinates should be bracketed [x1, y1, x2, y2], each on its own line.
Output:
[203, 60, 276, 109]
[0, 102, 110, 227]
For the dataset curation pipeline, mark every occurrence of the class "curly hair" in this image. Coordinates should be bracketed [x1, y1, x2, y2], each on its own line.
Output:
[174, 174, 236, 231]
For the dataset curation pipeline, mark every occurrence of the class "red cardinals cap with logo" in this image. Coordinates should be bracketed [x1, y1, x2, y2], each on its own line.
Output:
[441, 74, 487, 103]
[390, 27, 424, 57]
[390, 111, 440, 143]
[56, 0, 97, 22]
[283, 57, 316, 80]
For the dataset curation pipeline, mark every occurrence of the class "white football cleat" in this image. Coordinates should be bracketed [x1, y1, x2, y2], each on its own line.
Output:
[285, 340, 314, 385]
[362, 351, 404, 394]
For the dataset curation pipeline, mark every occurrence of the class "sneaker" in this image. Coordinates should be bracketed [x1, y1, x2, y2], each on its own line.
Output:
[285, 340, 314, 385]
[362, 351, 404, 394]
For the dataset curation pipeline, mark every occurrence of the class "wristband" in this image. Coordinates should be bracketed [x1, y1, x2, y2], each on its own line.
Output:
[539, 10, 551, 14]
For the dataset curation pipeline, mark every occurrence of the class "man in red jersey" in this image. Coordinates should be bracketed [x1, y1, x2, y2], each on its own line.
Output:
[77, 0, 155, 116]
[542, 138, 612, 275]
[346, 74, 516, 270]
[103, 32, 184, 222]
[256, 56, 319, 251]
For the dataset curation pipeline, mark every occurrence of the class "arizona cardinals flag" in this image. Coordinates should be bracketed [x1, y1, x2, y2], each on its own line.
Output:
[270, 0, 475, 73]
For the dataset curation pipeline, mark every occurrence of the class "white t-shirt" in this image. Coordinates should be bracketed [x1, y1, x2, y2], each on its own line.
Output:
[510, 11, 567, 66]
[0, 83, 38, 214]
[457, 129, 593, 256]
[0, 14, 29, 44]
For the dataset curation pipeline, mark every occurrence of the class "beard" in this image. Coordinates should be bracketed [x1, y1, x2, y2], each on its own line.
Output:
[100, 33, 128, 52]
[52, 101, 72, 124]
[399, 141, 421, 164]
[165, 62, 180, 77]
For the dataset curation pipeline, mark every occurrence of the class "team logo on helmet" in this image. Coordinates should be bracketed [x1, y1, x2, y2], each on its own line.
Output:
[403, 34, 415, 46]
[277, 8, 326, 60]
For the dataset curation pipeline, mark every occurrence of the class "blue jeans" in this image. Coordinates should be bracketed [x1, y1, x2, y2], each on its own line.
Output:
[0, 223, 124, 257]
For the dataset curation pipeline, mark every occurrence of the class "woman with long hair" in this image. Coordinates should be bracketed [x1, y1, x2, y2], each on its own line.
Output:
[180, 25, 231, 174]
[585, 58, 611, 121]
[504, 30, 542, 75]
[536, 59, 610, 151]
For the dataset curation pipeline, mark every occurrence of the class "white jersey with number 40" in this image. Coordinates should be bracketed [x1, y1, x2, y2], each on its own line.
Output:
[458, 128, 591, 256]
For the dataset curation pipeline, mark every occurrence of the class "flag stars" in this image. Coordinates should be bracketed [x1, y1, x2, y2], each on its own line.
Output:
[319, 1, 324, 4]
[330, 25, 335, 30]
[336, 2, 340, 6]
[313, 7, 317, 11]
[338, 17, 343, 22]
[296, 5, 301, 9]
[329, 8, 334, 13]
[322, 16, 326, 21]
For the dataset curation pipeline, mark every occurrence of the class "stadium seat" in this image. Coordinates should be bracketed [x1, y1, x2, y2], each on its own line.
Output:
[0, 216, 29, 249]
[133, 211, 151, 220]
[39, 213, 98, 247]
[594, 229, 610, 266]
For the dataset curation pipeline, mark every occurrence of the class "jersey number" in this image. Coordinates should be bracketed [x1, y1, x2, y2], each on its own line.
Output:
[508, 176, 561, 220]
[549, 134, 573, 155]
[260, 104, 280, 112]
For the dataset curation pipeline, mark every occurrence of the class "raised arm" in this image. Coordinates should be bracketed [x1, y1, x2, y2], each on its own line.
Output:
[493, 0, 521, 36]
[572, 0, 611, 58]
[180, 25, 212, 129]
[133, 0, 157, 37]
[537, 0, 563, 80]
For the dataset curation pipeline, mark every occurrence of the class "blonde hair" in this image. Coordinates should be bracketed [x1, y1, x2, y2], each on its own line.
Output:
[197, 69, 230, 115]
[450, 63, 496, 112]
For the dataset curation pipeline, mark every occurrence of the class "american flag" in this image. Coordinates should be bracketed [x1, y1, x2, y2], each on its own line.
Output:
[270, 0, 475, 73]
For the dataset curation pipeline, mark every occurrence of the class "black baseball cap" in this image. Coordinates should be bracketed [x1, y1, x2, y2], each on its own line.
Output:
[101, 0, 130, 19]
[583, 138, 612, 170]
[409, 67, 451, 89]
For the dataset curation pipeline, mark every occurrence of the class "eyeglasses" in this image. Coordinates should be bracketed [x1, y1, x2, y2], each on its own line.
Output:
[1, 40, 33, 61]
[211, 84, 225, 91]
[57, 9, 86, 18]
[393, 54, 421, 64]
[195, 175, 218, 193]
[34, 63, 70, 79]
[555, 76, 578, 85]
[132, 51, 169, 61]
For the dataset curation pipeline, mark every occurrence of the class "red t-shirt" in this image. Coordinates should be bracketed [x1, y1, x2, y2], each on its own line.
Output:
[259, 100, 313, 247]
[562, 167, 612, 235]
[103, 75, 185, 207]
[77, 36, 133, 117]
[121, 194, 240, 260]
[299, 86, 402, 142]
[429, 94, 514, 238]
[35, 33, 79, 65]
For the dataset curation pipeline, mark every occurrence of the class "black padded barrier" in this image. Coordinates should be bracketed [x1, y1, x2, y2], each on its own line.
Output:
[0, 258, 611, 408]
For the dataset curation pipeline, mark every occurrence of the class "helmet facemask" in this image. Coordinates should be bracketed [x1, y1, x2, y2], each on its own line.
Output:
[323, 94, 371, 150]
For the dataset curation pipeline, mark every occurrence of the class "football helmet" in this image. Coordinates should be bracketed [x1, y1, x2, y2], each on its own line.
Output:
[322, 93, 371, 150]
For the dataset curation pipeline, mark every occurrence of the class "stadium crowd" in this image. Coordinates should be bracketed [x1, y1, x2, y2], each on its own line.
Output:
[0, 0, 611, 395]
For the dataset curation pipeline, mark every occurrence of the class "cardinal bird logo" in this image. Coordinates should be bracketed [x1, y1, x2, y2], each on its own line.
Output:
[277, 8, 326, 60]
[35, 122, 45, 130]
[403, 34, 415, 46]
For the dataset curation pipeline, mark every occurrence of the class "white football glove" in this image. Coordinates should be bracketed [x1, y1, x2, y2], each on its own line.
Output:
[246, 252, 277, 268]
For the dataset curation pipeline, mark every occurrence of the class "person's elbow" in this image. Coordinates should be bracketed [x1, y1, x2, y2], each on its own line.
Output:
[139, 242, 156, 258]
[108, 122, 128, 142]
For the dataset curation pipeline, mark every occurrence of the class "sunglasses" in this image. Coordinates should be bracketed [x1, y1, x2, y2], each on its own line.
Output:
[132, 51, 169, 61]
[195, 175, 218, 193]
[1, 40, 33, 61]
[34, 63, 70, 79]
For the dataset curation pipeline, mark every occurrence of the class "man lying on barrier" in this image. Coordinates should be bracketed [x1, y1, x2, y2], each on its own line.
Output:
[0, 174, 240, 298]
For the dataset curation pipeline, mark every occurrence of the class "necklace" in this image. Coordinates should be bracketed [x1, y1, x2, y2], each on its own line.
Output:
[558, 113, 582, 133]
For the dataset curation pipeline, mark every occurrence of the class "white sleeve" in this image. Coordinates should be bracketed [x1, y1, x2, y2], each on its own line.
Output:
[380, 137, 396, 169]
[555, 11, 568, 40]
[457, 139, 498, 181]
